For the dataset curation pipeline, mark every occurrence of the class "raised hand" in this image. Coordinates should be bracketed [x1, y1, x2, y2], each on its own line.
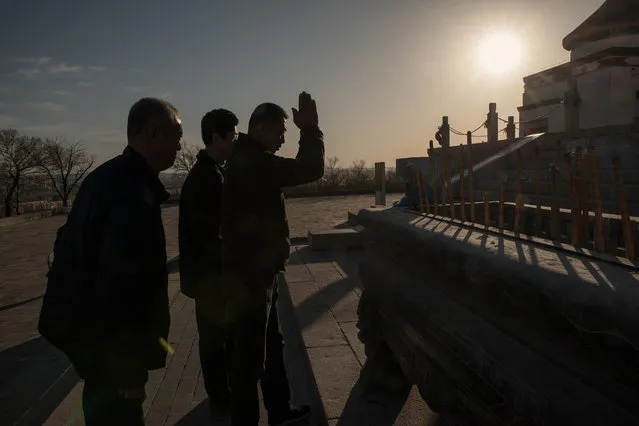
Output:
[291, 91, 319, 130]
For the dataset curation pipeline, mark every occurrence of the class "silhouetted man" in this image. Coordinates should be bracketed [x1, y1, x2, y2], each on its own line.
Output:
[38, 97, 183, 426]
[178, 108, 239, 420]
[222, 92, 325, 426]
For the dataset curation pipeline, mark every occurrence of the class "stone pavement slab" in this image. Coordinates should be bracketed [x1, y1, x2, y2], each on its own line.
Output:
[283, 245, 442, 425]
[0, 207, 183, 426]
[284, 195, 400, 238]
[42, 271, 276, 426]
[0, 195, 399, 425]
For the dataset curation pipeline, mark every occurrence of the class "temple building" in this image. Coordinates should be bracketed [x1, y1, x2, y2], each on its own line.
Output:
[518, 0, 639, 136]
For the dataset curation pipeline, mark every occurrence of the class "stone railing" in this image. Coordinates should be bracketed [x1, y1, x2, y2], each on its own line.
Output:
[355, 207, 639, 425]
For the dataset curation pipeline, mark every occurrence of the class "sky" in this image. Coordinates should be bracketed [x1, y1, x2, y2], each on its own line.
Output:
[0, 0, 604, 168]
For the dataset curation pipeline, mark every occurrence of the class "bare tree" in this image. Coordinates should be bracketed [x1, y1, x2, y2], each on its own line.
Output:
[38, 138, 95, 207]
[327, 156, 339, 170]
[350, 159, 368, 184]
[324, 156, 342, 186]
[173, 143, 199, 174]
[386, 167, 397, 182]
[0, 129, 41, 217]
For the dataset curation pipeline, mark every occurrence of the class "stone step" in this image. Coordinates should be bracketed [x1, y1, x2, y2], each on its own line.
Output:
[308, 228, 364, 251]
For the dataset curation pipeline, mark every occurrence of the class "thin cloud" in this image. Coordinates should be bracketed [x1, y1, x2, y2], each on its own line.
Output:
[125, 86, 150, 93]
[84, 129, 125, 144]
[117, 68, 146, 74]
[16, 68, 42, 78]
[49, 90, 71, 96]
[77, 80, 94, 87]
[9, 57, 107, 80]
[18, 121, 81, 135]
[0, 114, 19, 127]
[27, 101, 67, 112]
[125, 87, 172, 99]
[48, 64, 82, 73]
[12, 56, 52, 65]
[17, 122, 125, 149]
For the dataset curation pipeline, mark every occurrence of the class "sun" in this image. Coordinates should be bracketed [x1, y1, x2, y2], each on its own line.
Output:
[475, 32, 523, 75]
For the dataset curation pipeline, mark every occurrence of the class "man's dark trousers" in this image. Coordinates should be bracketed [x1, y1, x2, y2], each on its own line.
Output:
[229, 272, 292, 426]
[194, 292, 232, 411]
[82, 379, 146, 426]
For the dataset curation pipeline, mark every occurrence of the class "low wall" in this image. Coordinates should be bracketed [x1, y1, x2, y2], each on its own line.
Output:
[284, 188, 403, 198]
[164, 188, 404, 204]
[355, 207, 639, 425]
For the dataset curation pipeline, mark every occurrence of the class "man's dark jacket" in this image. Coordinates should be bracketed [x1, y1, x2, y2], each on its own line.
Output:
[38, 146, 171, 385]
[221, 127, 325, 275]
[178, 150, 225, 299]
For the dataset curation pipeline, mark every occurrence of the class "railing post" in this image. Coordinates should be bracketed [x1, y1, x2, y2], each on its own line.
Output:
[506, 116, 516, 140]
[487, 103, 498, 144]
[550, 140, 561, 241]
[374, 162, 386, 206]
[467, 132, 475, 223]
[589, 146, 605, 252]
[428, 140, 438, 216]
[460, 145, 466, 221]
[535, 145, 542, 234]
[613, 156, 635, 260]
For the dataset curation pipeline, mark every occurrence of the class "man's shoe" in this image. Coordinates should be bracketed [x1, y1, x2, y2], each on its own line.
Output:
[268, 405, 311, 426]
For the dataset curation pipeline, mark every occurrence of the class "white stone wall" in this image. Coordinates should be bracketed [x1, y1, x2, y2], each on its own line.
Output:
[520, 62, 639, 132]
[577, 65, 636, 129]
[522, 79, 566, 105]
[519, 103, 565, 134]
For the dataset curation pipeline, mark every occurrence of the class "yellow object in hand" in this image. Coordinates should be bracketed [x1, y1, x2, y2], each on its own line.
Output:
[159, 337, 175, 355]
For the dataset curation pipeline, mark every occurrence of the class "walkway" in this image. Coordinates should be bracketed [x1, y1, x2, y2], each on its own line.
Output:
[0, 194, 443, 426]
[285, 245, 440, 426]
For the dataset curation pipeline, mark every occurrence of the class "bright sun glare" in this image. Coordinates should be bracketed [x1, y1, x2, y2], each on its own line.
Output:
[476, 32, 523, 76]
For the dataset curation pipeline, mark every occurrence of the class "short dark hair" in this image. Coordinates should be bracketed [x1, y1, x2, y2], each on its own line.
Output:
[201, 109, 239, 146]
[127, 97, 178, 143]
[248, 103, 289, 135]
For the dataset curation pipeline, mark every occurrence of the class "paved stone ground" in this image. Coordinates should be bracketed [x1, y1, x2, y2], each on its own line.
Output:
[284, 195, 400, 238]
[285, 246, 442, 426]
[0, 193, 427, 426]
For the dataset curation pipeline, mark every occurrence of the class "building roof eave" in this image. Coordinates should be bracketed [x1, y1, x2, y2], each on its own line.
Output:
[523, 47, 639, 84]
[562, 0, 639, 51]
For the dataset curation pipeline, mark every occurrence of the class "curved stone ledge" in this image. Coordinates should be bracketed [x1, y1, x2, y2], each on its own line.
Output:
[356, 207, 639, 425]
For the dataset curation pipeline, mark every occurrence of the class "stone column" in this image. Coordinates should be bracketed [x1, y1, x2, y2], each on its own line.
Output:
[487, 103, 498, 143]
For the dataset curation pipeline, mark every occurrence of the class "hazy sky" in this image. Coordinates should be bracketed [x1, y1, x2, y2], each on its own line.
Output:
[0, 0, 604, 167]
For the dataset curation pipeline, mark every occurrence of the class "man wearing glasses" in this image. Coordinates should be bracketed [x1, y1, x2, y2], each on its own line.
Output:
[178, 108, 239, 421]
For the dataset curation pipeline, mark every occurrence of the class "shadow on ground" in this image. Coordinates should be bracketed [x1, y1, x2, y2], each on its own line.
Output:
[0, 336, 78, 426]
[335, 371, 445, 426]
[288, 244, 443, 425]
[174, 400, 213, 426]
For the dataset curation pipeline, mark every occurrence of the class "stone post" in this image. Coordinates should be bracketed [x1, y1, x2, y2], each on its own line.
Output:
[487, 103, 498, 143]
[374, 162, 386, 206]
[506, 116, 516, 140]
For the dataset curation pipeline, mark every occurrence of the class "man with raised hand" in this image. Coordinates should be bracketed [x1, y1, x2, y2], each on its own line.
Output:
[222, 92, 325, 426]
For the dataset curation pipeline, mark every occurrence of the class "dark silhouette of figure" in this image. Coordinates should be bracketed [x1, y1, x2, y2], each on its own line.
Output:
[39, 97, 183, 426]
[178, 108, 239, 421]
[222, 92, 325, 426]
